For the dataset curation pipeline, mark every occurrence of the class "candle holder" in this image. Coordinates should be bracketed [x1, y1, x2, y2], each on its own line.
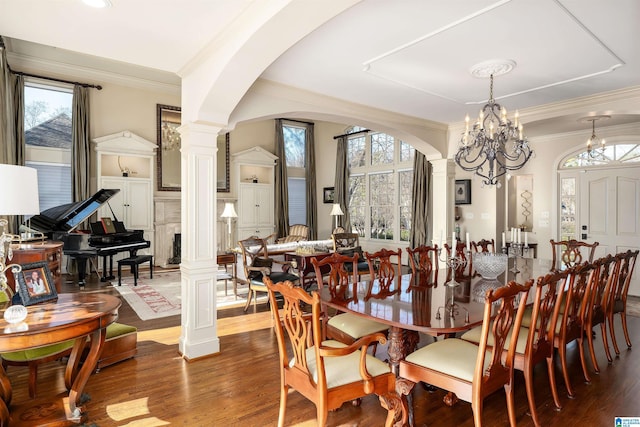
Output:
[436, 246, 471, 320]
[504, 242, 529, 274]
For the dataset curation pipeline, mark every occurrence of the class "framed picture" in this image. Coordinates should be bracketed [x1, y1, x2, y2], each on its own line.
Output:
[16, 262, 58, 306]
[323, 187, 335, 204]
[455, 179, 472, 205]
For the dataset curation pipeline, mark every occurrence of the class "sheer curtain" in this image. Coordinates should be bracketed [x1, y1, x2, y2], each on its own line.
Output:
[305, 123, 318, 239]
[409, 151, 432, 247]
[274, 119, 289, 239]
[72, 85, 91, 202]
[334, 135, 350, 232]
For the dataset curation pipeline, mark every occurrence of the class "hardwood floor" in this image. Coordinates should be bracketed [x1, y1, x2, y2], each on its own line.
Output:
[6, 271, 640, 426]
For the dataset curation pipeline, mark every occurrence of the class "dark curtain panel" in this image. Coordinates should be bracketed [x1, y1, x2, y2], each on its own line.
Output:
[0, 37, 25, 232]
[72, 85, 91, 202]
[305, 123, 318, 239]
[334, 135, 350, 232]
[409, 151, 432, 248]
[274, 119, 289, 238]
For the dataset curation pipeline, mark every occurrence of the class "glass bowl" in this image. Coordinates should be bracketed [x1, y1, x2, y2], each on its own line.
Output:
[472, 252, 508, 280]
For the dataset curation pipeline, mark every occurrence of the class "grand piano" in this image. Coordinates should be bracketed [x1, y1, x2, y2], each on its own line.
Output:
[26, 189, 150, 286]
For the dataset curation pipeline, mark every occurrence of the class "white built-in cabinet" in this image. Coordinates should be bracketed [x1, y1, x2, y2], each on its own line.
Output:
[231, 147, 278, 240]
[93, 131, 156, 257]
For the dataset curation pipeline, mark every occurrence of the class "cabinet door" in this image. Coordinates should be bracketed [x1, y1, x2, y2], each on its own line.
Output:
[238, 185, 258, 227]
[99, 177, 126, 222]
[254, 185, 274, 226]
[127, 181, 152, 230]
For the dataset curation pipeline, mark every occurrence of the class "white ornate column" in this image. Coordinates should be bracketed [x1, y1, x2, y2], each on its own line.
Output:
[430, 159, 456, 266]
[178, 122, 222, 359]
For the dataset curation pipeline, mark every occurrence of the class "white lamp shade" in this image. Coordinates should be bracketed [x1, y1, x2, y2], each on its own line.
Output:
[329, 203, 344, 216]
[220, 202, 237, 218]
[0, 164, 40, 215]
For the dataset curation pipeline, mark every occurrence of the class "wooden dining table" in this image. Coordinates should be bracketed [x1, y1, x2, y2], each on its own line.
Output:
[0, 293, 121, 426]
[319, 257, 552, 374]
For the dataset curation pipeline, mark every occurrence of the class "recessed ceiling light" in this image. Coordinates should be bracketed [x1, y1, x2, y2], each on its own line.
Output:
[82, 0, 112, 8]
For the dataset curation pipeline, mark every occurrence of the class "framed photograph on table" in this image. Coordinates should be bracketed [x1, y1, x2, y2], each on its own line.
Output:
[323, 187, 335, 204]
[455, 179, 471, 205]
[16, 262, 58, 306]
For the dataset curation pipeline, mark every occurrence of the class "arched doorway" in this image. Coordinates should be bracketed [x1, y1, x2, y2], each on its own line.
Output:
[558, 140, 640, 295]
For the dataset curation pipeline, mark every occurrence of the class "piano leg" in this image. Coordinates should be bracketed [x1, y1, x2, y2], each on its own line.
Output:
[76, 257, 88, 287]
[100, 255, 116, 282]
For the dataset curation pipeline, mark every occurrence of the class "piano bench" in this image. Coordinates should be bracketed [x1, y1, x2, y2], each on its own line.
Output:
[117, 255, 153, 286]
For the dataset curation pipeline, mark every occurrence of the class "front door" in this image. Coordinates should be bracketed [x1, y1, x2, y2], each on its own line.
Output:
[579, 167, 640, 295]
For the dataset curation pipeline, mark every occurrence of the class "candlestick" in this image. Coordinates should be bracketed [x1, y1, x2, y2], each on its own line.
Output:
[502, 232, 506, 248]
[466, 233, 470, 252]
[524, 231, 528, 247]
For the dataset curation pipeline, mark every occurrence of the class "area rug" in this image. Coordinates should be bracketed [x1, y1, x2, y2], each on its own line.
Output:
[627, 296, 640, 318]
[113, 271, 260, 321]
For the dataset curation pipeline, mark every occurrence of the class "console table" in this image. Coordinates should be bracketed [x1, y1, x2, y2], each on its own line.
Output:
[217, 252, 237, 297]
[0, 293, 121, 426]
[7, 241, 63, 293]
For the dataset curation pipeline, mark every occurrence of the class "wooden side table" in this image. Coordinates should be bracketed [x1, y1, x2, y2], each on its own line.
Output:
[217, 252, 238, 297]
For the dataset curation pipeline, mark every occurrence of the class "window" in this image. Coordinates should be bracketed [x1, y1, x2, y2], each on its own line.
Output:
[282, 123, 307, 224]
[559, 177, 576, 241]
[560, 142, 640, 168]
[347, 129, 415, 242]
[24, 81, 73, 212]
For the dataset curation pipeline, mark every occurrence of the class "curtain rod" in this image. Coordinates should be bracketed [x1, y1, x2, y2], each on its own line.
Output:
[14, 71, 103, 90]
[277, 118, 314, 126]
[333, 128, 370, 140]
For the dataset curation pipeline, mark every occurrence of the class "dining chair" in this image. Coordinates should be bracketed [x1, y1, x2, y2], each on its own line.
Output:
[397, 280, 532, 427]
[606, 249, 639, 354]
[264, 278, 405, 427]
[550, 239, 599, 271]
[444, 240, 473, 284]
[581, 255, 620, 378]
[472, 239, 495, 254]
[461, 271, 568, 426]
[331, 232, 369, 277]
[311, 252, 389, 351]
[552, 262, 598, 398]
[238, 236, 299, 312]
[363, 248, 402, 299]
[406, 245, 439, 288]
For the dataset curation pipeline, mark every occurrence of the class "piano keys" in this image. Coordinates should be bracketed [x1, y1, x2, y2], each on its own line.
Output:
[25, 189, 151, 286]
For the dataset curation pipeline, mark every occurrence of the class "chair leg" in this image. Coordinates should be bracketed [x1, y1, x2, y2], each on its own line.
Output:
[524, 362, 541, 427]
[608, 313, 620, 355]
[585, 327, 598, 376]
[504, 381, 517, 427]
[577, 335, 591, 384]
[244, 289, 254, 312]
[621, 312, 632, 348]
[558, 344, 575, 398]
[471, 395, 484, 427]
[600, 322, 612, 364]
[546, 354, 562, 410]
[316, 401, 328, 427]
[277, 384, 288, 427]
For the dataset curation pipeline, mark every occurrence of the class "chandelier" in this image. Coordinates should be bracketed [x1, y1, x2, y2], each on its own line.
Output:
[162, 121, 181, 151]
[456, 67, 533, 187]
[584, 115, 609, 158]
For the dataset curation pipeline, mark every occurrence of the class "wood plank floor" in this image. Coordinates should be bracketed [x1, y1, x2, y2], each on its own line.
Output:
[6, 271, 640, 426]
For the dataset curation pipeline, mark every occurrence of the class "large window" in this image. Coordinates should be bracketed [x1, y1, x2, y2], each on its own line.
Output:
[24, 81, 73, 212]
[282, 122, 306, 225]
[347, 130, 414, 242]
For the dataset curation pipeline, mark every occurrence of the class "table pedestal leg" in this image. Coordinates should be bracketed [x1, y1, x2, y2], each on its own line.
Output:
[387, 327, 419, 375]
[0, 364, 11, 426]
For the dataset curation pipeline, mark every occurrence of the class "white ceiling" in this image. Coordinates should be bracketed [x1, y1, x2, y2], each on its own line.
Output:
[2, 0, 639, 133]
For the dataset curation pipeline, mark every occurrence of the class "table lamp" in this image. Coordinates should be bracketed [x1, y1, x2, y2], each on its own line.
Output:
[0, 164, 40, 299]
[220, 202, 237, 251]
[329, 203, 344, 232]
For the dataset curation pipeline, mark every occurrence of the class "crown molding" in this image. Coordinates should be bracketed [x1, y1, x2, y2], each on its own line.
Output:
[7, 51, 180, 95]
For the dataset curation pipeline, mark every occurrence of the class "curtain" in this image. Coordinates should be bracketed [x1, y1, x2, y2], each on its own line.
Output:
[334, 135, 350, 232]
[305, 123, 318, 239]
[409, 151, 432, 248]
[71, 85, 91, 202]
[0, 37, 25, 232]
[274, 119, 289, 238]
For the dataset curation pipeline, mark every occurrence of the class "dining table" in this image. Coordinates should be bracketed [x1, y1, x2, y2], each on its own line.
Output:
[319, 256, 553, 374]
[0, 293, 121, 426]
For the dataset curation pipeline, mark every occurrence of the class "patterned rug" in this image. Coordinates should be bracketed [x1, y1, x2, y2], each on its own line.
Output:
[113, 271, 256, 321]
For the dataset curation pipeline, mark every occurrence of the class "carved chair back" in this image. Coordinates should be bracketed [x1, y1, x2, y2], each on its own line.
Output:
[550, 239, 599, 270]
[406, 245, 439, 288]
[363, 248, 402, 299]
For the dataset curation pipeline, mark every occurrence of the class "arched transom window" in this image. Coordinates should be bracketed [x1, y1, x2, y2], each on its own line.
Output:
[560, 142, 640, 169]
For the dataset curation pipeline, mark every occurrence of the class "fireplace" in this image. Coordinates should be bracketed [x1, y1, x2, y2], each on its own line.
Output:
[169, 233, 181, 264]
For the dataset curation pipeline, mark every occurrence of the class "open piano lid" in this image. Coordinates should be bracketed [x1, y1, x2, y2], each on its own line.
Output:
[28, 189, 120, 234]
